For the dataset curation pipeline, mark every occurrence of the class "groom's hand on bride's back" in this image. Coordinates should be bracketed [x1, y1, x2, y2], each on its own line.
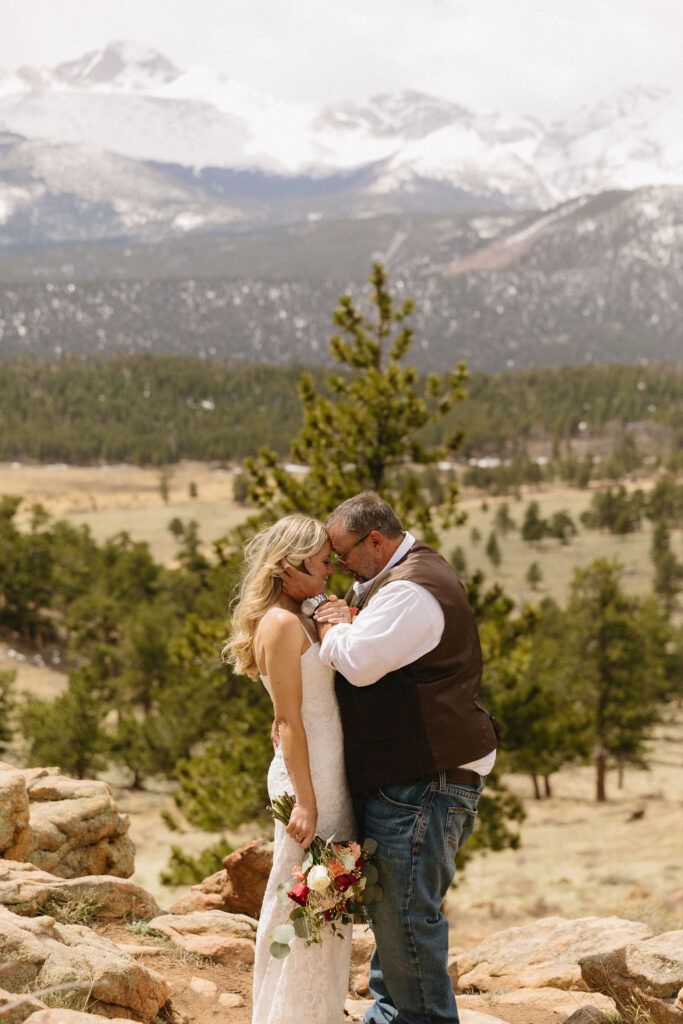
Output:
[280, 558, 325, 600]
[271, 719, 280, 751]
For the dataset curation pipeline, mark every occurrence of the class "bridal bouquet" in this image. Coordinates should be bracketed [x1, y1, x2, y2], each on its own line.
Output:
[268, 792, 383, 959]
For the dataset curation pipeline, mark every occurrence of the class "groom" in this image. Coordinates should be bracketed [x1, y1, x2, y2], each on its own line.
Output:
[284, 491, 499, 1024]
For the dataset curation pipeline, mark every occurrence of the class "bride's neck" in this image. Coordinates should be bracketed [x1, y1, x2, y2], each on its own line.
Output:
[274, 594, 301, 615]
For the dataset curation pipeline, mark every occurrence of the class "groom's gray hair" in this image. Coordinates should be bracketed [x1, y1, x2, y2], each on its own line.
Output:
[326, 491, 403, 538]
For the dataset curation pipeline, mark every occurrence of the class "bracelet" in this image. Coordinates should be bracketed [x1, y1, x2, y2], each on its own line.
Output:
[294, 802, 317, 810]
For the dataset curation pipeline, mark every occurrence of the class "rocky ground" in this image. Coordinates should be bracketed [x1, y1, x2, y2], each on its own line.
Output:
[2, 757, 683, 1024]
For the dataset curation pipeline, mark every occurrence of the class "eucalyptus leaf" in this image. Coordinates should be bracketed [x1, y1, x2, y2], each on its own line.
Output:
[271, 923, 295, 944]
[302, 850, 314, 872]
[276, 881, 290, 905]
[293, 915, 310, 939]
[364, 863, 378, 886]
[363, 885, 375, 903]
[373, 884, 384, 903]
[269, 940, 291, 959]
[363, 837, 378, 855]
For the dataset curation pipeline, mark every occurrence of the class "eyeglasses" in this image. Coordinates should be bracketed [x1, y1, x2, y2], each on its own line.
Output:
[334, 531, 371, 565]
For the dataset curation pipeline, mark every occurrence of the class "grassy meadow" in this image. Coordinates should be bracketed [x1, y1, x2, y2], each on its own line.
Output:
[2, 459, 667, 599]
[1, 459, 677, 709]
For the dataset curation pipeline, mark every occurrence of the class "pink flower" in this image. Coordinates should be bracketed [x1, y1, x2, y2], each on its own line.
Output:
[287, 882, 310, 907]
[291, 866, 306, 881]
[327, 858, 346, 878]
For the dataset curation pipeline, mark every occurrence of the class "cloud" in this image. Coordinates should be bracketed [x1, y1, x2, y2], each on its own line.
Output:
[1, 0, 681, 117]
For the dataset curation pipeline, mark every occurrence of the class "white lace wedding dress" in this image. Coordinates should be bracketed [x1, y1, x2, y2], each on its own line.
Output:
[253, 628, 355, 1024]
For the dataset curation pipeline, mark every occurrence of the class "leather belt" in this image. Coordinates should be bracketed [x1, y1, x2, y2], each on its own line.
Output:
[436, 768, 482, 786]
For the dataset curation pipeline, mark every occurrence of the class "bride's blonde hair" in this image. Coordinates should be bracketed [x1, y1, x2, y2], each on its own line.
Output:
[224, 513, 328, 679]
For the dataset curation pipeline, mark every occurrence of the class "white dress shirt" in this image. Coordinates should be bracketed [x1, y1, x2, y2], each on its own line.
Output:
[319, 532, 496, 774]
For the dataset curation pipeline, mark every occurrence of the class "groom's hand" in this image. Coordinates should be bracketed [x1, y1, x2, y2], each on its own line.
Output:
[280, 559, 325, 601]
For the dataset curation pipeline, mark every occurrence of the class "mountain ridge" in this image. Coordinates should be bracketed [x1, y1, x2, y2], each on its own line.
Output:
[1, 187, 680, 373]
[0, 40, 681, 246]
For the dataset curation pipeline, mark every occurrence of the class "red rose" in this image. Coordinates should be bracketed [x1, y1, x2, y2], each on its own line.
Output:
[287, 882, 310, 906]
[333, 873, 355, 892]
[355, 857, 365, 870]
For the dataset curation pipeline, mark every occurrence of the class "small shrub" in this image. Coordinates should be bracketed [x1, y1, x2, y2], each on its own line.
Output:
[160, 838, 235, 886]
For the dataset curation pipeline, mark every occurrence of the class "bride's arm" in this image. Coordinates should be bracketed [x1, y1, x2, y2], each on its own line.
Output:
[259, 610, 318, 849]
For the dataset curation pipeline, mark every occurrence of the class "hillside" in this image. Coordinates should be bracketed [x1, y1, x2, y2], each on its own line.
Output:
[1, 188, 682, 371]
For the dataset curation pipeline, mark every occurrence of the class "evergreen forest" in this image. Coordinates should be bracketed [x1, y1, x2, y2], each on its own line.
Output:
[0, 354, 681, 472]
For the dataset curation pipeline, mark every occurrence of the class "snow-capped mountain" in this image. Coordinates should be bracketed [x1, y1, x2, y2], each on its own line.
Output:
[0, 41, 681, 246]
[53, 40, 180, 90]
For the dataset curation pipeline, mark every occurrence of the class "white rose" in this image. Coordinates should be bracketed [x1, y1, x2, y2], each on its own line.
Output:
[342, 852, 357, 871]
[308, 865, 331, 893]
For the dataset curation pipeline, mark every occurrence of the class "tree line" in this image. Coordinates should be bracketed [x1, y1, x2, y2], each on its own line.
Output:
[0, 353, 680, 471]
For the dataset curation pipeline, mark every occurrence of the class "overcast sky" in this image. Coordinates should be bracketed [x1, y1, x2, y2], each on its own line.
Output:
[2, 0, 681, 118]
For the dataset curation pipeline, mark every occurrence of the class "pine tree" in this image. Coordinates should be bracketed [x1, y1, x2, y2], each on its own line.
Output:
[487, 601, 591, 799]
[650, 519, 681, 612]
[494, 503, 516, 535]
[563, 560, 672, 801]
[21, 668, 110, 779]
[485, 531, 502, 567]
[526, 562, 543, 590]
[245, 263, 467, 545]
[449, 545, 468, 577]
[0, 670, 16, 755]
[521, 501, 547, 543]
[547, 509, 577, 544]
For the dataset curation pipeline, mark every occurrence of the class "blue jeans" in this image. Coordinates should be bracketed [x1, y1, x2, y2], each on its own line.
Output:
[360, 773, 483, 1024]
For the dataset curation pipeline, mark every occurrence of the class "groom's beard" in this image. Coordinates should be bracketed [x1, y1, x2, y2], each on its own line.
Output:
[349, 556, 376, 583]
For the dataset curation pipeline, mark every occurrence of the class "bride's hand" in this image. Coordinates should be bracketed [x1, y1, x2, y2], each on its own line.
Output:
[286, 802, 317, 849]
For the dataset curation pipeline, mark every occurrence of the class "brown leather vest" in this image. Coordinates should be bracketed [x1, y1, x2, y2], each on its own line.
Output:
[335, 540, 498, 793]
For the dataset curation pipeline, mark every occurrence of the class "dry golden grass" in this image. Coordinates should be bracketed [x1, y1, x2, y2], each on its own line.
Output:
[442, 480, 668, 609]
[446, 712, 683, 948]
[2, 460, 247, 566]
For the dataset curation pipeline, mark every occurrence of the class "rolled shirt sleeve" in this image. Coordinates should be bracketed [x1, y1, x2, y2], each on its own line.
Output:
[318, 580, 444, 687]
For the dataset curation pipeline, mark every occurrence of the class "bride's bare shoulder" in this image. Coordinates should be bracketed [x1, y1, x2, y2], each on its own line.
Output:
[257, 607, 303, 644]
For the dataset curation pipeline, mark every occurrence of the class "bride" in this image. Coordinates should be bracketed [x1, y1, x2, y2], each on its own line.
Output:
[224, 514, 355, 1024]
